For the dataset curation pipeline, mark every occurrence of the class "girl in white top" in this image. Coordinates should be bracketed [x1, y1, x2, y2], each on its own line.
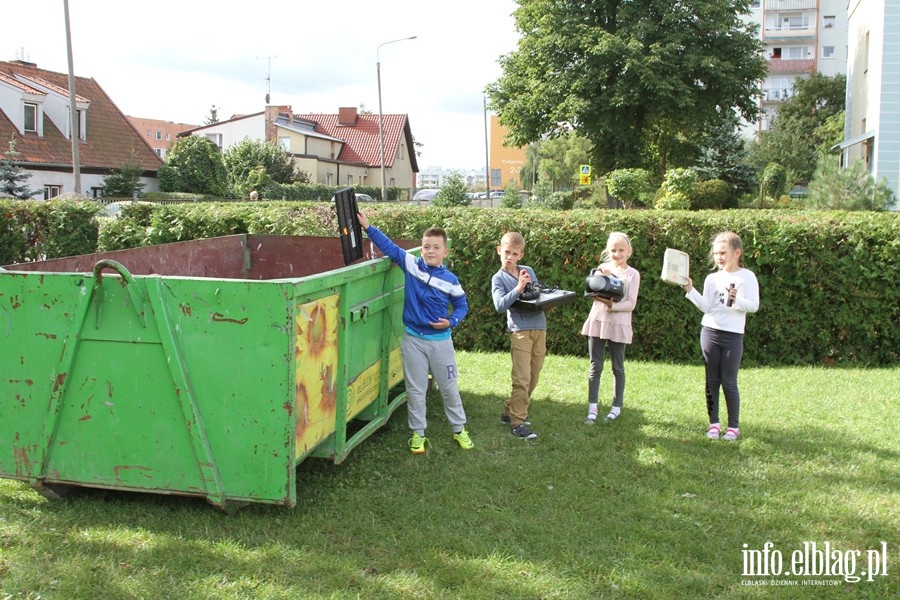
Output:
[581, 232, 641, 423]
[683, 231, 760, 441]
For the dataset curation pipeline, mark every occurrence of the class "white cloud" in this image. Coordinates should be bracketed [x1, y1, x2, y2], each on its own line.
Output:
[3, 0, 520, 170]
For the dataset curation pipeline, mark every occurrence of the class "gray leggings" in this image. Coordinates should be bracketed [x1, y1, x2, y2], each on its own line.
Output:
[587, 337, 626, 407]
[700, 326, 744, 429]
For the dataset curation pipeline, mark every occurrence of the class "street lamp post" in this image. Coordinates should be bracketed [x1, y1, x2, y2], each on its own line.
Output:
[377, 36, 416, 202]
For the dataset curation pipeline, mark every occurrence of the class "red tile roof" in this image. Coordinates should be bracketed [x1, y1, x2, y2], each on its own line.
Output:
[0, 60, 162, 171]
[295, 112, 416, 171]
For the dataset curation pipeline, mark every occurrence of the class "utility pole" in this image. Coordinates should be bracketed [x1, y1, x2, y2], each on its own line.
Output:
[63, 0, 81, 194]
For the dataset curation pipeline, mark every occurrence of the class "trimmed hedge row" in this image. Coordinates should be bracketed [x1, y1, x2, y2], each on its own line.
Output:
[0, 200, 101, 264]
[3, 200, 897, 366]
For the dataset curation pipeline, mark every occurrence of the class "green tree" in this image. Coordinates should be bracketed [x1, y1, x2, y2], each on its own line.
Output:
[487, 0, 766, 176]
[805, 157, 896, 211]
[749, 73, 846, 184]
[606, 168, 652, 209]
[223, 138, 299, 198]
[500, 181, 522, 209]
[158, 136, 228, 196]
[758, 162, 788, 206]
[655, 168, 697, 210]
[100, 151, 146, 198]
[0, 138, 38, 199]
[433, 171, 471, 207]
[537, 131, 592, 190]
[204, 105, 220, 125]
[694, 117, 757, 207]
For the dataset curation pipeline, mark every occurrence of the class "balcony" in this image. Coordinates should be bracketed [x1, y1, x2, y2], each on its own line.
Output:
[767, 58, 815, 74]
[763, 26, 816, 42]
[764, 0, 817, 10]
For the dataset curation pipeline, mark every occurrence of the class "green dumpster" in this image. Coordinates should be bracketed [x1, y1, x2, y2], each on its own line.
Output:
[0, 234, 413, 510]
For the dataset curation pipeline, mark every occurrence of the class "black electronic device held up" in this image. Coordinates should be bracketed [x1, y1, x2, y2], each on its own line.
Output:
[513, 283, 579, 312]
[334, 187, 363, 265]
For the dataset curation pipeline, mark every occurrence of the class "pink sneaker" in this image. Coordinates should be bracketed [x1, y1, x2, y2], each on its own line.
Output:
[723, 428, 740, 441]
[706, 424, 721, 439]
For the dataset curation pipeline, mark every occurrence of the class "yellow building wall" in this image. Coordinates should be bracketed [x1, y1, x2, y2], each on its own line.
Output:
[490, 115, 527, 191]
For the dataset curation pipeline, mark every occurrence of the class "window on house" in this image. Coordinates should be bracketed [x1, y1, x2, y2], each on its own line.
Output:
[155, 131, 162, 140]
[24, 103, 37, 132]
[44, 185, 62, 200]
[491, 169, 501, 188]
[771, 48, 782, 59]
[155, 148, 163, 157]
[166, 133, 170, 141]
[326, 173, 333, 185]
[76, 109, 86, 141]
[822, 46, 835, 59]
[824, 16, 835, 29]
[347, 175, 353, 185]
[205, 133, 223, 148]
[90, 187, 103, 199]
[146, 129, 151, 137]
[279, 137, 290, 152]
[396, 144, 403, 159]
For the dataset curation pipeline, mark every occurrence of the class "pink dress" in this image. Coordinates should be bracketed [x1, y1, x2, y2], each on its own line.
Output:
[580, 264, 640, 344]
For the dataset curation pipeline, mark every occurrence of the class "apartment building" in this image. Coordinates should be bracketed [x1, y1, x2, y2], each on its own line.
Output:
[127, 116, 198, 159]
[839, 0, 900, 205]
[747, 0, 848, 132]
[417, 166, 486, 190]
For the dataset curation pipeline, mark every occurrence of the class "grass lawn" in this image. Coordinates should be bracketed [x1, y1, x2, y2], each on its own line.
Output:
[1, 351, 897, 599]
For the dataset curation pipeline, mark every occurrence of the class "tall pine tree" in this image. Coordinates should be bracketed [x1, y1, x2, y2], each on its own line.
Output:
[0, 138, 37, 199]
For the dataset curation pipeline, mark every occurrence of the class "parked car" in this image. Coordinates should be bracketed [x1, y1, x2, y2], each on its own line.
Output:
[99, 201, 154, 218]
[330, 192, 376, 203]
[409, 189, 439, 204]
[489, 191, 506, 199]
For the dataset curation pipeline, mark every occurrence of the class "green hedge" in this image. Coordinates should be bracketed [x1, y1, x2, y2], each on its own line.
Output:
[352, 207, 900, 367]
[6, 200, 898, 366]
[0, 200, 101, 264]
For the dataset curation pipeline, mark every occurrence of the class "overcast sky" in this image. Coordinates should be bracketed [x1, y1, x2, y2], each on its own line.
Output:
[2, 0, 521, 171]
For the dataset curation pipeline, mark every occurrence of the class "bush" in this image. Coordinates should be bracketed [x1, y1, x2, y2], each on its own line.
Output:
[499, 183, 522, 209]
[655, 168, 697, 210]
[692, 179, 732, 210]
[805, 157, 896, 211]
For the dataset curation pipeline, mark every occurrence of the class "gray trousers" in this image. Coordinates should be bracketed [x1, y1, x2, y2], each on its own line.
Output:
[587, 337, 626, 408]
[401, 333, 467, 436]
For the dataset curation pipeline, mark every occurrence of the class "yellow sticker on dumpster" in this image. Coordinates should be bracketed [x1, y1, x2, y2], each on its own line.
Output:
[294, 294, 339, 457]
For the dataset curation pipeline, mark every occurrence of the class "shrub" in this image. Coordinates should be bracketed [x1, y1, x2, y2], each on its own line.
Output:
[655, 168, 697, 210]
[692, 179, 732, 210]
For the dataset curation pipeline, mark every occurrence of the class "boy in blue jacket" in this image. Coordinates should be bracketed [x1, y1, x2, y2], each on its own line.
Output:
[357, 210, 474, 454]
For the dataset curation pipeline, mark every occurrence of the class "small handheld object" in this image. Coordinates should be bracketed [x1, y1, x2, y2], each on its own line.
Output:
[727, 282, 736, 307]
[334, 187, 363, 265]
[584, 269, 626, 301]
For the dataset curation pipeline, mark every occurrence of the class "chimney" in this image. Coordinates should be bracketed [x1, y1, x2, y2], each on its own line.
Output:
[338, 107, 358, 126]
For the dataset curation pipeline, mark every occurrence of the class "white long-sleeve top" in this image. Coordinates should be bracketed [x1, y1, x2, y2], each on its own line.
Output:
[686, 268, 759, 334]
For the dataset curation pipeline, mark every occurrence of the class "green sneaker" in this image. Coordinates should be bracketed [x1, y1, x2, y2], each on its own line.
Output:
[453, 428, 474, 450]
[409, 432, 428, 454]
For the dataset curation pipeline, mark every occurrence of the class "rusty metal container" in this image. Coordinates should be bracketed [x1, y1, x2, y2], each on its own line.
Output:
[0, 234, 410, 510]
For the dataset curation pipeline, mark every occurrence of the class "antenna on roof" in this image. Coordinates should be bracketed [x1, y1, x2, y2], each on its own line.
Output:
[256, 56, 277, 104]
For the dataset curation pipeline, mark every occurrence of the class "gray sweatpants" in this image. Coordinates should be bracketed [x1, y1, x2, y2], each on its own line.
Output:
[401, 333, 467, 436]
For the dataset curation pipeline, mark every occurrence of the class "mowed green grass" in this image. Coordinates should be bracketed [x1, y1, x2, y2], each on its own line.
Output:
[1, 352, 897, 599]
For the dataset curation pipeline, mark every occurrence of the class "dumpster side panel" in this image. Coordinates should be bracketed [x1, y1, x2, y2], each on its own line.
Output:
[292, 257, 408, 463]
[146, 277, 296, 504]
[0, 273, 88, 480]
